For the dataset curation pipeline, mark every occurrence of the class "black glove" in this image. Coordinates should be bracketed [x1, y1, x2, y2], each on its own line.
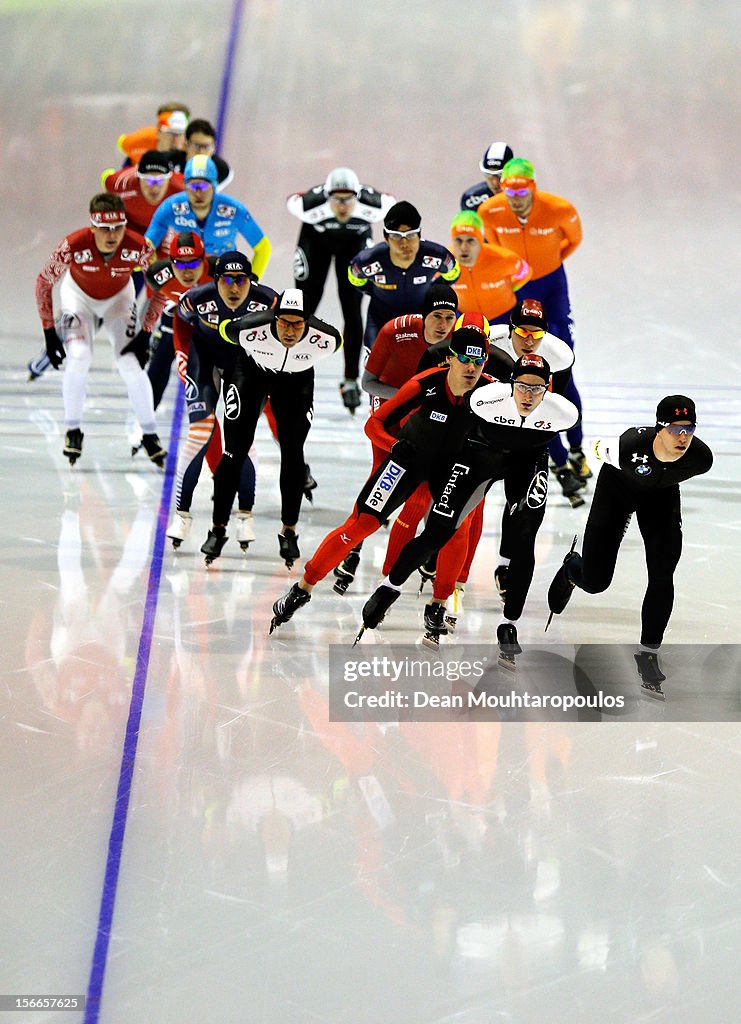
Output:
[389, 437, 419, 468]
[44, 326, 66, 369]
[121, 329, 151, 369]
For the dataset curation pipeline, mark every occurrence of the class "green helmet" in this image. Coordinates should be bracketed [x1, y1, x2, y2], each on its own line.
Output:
[501, 157, 536, 182]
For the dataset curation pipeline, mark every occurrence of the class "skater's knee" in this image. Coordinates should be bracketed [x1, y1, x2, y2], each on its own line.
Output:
[580, 571, 611, 595]
[115, 352, 144, 380]
[65, 338, 91, 369]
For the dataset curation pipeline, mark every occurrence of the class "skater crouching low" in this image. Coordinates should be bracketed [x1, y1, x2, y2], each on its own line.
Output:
[546, 395, 713, 698]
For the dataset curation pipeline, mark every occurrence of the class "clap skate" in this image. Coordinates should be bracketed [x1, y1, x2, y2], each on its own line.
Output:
[353, 585, 401, 645]
[278, 529, 300, 569]
[201, 527, 228, 566]
[422, 602, 448, 650]
[497, 623, 522, 671]
[167, 510, 192, 550]
[417, 554, 437, 596]
[545, 536, 578, 631]
[635, 652, 666, 700]
[552, 464, 585, 508]
[235, 511, 254, 551]
[494, 565, 508, 603]
[132, 432, 167, 468]
[303, 464, 317, 503]
[269, 582, 311, 634]
[445, 585, 465, 633]
[568, 446, 593, 482]
[333, 546, 361, 595]
[63, 428, 84, 466]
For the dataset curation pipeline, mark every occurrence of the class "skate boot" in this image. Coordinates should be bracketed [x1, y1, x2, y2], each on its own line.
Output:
[28, 350, 51, 381]
[418, 553, 437, 595]
[340, 379, 362, 416]
[167, 510, 192, 550]
[303, 463, 317, 503]
[497, 622, 522, 671]
[278, 528, 300, 569]
[354, 585, 401, 644]
[545, 536, 579, 631]
[494, 565, 509, 603]
[201, 526, 228, 566]
[63, 428, 84, 466]
[138, 433, 167, 468]
[422, 601, 449, 650]
[445, 585, 465, 633]
[235, 511, 255, 551]
[568, 446, 593, 482]
[333, 546, 361, 595]
[270, 582, 311, 634]
[635, 651, 666, 700]
[552, 464, 585, 508]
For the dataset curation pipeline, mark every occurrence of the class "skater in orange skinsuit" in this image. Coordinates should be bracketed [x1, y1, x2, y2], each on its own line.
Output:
[449, 210, 530, 324]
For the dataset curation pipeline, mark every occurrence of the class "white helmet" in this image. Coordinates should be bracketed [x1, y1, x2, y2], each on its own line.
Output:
[324, 167, 360, 196]
[479, 141, 514, 175]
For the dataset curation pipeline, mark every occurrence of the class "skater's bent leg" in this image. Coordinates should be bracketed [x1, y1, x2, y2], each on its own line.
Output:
[381, 484, 431, 576]
[303, 511, 384, 586]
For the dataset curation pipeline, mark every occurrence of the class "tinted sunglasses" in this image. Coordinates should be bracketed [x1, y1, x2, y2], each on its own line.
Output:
[513, 382, 547, 395]
[453, 352, 486, 366]
[662, 423, 696, 436]
[504, 187, 531, 197]
[220, 274, 248, 286]
[186, 180, 212, 192]
[513, 326, 545, 340]
[173, 258, 202, 270]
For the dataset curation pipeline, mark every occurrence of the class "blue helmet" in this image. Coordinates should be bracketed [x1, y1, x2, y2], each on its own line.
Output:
[184, 154, 218, 186]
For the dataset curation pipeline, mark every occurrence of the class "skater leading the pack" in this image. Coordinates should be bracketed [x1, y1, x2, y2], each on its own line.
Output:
[547, 395, 713, 699]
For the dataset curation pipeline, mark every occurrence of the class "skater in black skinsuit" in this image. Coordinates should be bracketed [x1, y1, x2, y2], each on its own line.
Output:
[547, 395, 713, 698]
[287, 167, 394, 414]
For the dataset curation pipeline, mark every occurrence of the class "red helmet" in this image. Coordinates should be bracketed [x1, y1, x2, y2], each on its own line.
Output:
[169, 231, 205, 261]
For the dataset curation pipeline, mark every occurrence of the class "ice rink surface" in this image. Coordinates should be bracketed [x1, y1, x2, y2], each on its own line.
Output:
[1, 1, 740, 1021]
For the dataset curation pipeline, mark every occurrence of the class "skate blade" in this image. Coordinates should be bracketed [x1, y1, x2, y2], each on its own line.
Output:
[640, 683, 666, 701]
[269, 616, 281, 635]
[303, 491, 313, 503]
[353, 626, 366, 646]
[333, 579, 351, 596]
[567, 494, 585, 508]
[239, 542, 251, 552]
[498, 652, 517, 672]
[544, 609, 555, 633]
[444, 617, 457, 634]
[421, 631, 440, 650]
[171, 538, 182, 550]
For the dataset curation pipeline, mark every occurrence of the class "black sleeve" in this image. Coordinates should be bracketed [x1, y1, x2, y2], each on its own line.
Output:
[485, 349, 514, 382]
[417, 341, 450, 373]
[551, 366, 572, 396]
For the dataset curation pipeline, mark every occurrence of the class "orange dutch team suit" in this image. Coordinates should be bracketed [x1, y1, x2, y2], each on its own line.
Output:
[452, 241, 530, 323]
[479, 160, 584, 467]
[478, 188, 581, 345]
